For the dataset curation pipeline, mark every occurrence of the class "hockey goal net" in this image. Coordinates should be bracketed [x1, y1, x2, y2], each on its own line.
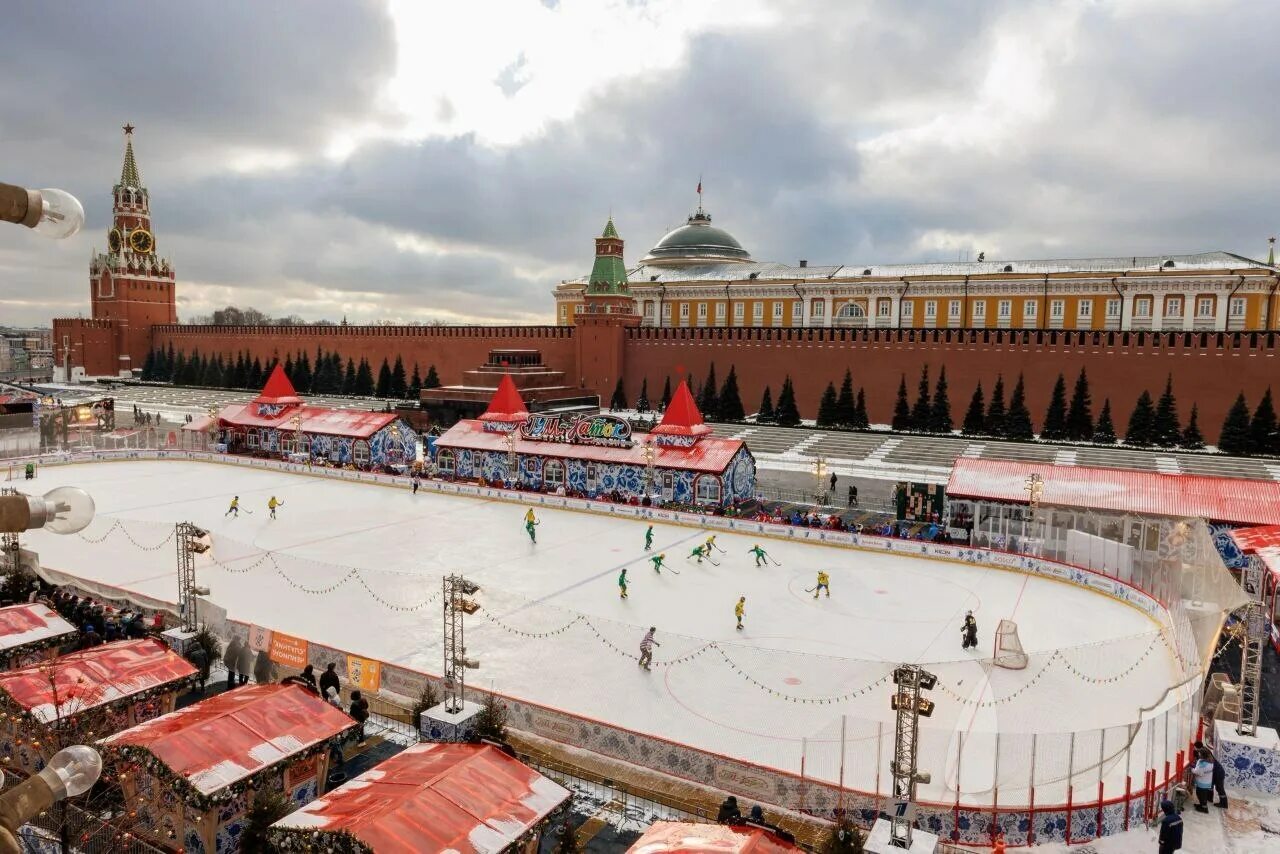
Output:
[993, 619, 1029, 669]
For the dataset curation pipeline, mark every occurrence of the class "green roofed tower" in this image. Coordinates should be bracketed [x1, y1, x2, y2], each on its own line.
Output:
[587, 217, 629, 295]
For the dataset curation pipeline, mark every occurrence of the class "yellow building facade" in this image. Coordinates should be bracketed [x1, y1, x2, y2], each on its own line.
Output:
[554, 211, 1280, 332]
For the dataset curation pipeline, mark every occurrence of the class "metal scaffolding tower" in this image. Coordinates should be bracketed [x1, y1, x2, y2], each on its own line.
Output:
[889, 664, 936, 849]
[0, 488, 18, 574]
[176, 522, 209, 632]
[1238, 557, 1267, 737]
[442, 574, 480, 714]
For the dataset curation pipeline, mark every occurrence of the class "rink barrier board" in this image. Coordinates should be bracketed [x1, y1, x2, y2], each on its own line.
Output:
[26, 449, 1195, 847]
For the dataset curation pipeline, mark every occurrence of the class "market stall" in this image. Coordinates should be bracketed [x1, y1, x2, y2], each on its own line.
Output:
[0, 603, 77, 671]
[269, 742, 571, 854]
[627, 821, 800, 854]
[99, 682, 357, 854]
[434, 377, 755, 506]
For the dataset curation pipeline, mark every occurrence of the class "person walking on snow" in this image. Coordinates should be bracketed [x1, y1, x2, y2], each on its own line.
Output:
[1157, 799, 1183, 854]
[734, 596, 746, 630]
[618, 568, 629, 599]
[268, 496, 281, 519]
[747, 544, 769, 567]
[644, 525, 654, 551]
[961, 611, 978, 649]
[639, 626, 659, 669]
[688, 544, 707, 563]
[829, 472, 837, 494]
[813, 571, 830, 598]
[225, 496, 240, 517]
[650, 553, 668, 574]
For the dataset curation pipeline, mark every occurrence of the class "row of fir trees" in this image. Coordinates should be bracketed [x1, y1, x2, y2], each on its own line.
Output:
[141, 344, 441, 400]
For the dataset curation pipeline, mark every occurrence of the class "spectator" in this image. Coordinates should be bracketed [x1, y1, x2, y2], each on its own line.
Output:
[323, 686, 342, 709]
[1191, 749, 1214, 813]
[716, 796, 740, 823]
[349, 690, 370, 746]
[749, 805, 764, 823]
[236, 640, 253, 685]
[80, 625, 103, 649]
[848, 485, 858, 507]
[1193, 740, 1228, 808]
[223, 638, 243, 689]
[1158, 799, 1182, 854]
[319, 662, 341, 700]
[299, 663, 318, 692]
[253, 648, 273, 684]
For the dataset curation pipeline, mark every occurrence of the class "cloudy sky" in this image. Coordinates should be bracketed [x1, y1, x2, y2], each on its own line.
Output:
[2, 0, 1277, 327]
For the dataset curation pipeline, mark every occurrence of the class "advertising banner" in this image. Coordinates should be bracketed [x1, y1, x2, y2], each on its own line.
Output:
[346, 654, 382, 693]
[268, 630, 308, 669]
[246, 624, 273, 653]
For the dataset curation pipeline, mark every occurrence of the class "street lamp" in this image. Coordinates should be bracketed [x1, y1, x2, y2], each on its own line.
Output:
[503, 430, 517, 487]
[641, 439, 656, 496]
[206, 407, 220, 453]
[0, 183, 84, 239]
[814, 457, 828, 505]
[0, 745, 102, 854]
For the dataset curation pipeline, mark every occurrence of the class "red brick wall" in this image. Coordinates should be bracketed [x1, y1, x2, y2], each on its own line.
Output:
[52, 318, 119, 377]
[622, 327, 1280, 436]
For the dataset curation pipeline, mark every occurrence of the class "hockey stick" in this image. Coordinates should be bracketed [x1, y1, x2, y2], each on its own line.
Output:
[769, 555, 782, 566]
[710, 544, 727, 553]
[804, 586, 818, 593]
[705, 556, 720, 566]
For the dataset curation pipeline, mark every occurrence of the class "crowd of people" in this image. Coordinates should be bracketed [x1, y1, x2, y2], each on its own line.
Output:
[44, 585, 165, 648]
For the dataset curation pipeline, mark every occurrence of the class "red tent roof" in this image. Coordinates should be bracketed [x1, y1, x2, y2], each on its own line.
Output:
[947, 458, 1280, 525]
[479, 374, 530, 424]
[0, 604, 77, 653]
[216, 403, 398, 439]
[651, 380, 711, 438]
[254, 363, 302, 406]
[272, 743, 570, 852]
[628, 821, 799, 854]
[1230, 525, 1280, 579]
[101, 683, 355, 796]
[0, 639, 196, 724]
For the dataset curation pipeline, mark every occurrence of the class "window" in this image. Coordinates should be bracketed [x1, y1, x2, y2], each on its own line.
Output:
[1050, 299, 1064, 319]
[792, 301, 803, 320]
[697, 302, 707, 320]
[353, 440, 370, 466]
[949, 300, 962, 319]
[438, 450, 455, 474]
[680, 303, 690, 319]
[1078, 300, 1092, 318]
[811, 299, 825, 318]
[1106, 298, 1121, 318]
[972, 300, 986, 319]
[586, 464, 598, 489]
[1134, 297, 1152, 318]
[1230, 297, 1246, 317]
[773, 302, 784, 319]
[643, 301, 654, 317]
[734, 302, 745, 319]
[924, 300, 937, 319]
[543, 460, 563, 487]
[559, 305, 567, 321]
[715, 302, 726, 321]
[901, 301, 914, 318]
[998, 299, 1011, 319]
[1196, 297, 1214, 317]
[247, 431, 259, 449]
[878, 299, 892, 317]
[329, 443, 341, 462]
[1023, 300, 1038, 319]
[753, 301, 764, 320]
[662, 303, 672, 320]
[695, 476, 722, 505]
[1164, 296, 1182, 316]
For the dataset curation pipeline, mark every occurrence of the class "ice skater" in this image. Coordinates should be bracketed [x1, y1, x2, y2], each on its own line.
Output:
[811, 571, 830, 599]
[525, 516, 539, 544]
[644, 525, 654, 551]
[225, 496, 240, 517]
[961, 611, 978, 649]
[638, 626, 659, 669]
[650, 553, 668, 574]
[688, 544, 707, 564]
[618, 568, 629, 599]
[747, 544, 770, 567]
[705, 534, 723, 554]
[734, 596, 746, 630]
[411, 475, 420, 495]
[268, 496, 282, 519]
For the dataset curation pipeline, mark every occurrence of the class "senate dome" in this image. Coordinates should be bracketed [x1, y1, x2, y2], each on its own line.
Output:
[641, 208, 751, 267]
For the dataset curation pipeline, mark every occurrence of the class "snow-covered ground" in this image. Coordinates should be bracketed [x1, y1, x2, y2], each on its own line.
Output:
[23, 460, 1183, 807]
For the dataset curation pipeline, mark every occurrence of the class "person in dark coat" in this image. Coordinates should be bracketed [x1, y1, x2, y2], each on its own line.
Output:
[319, 662, 341, 700]
[236, 642, 253, 685]
[223, 638, 243, 689]
[1193, 740, 1228, 808]
[299, 664, 318, 692]
[1158, 798, 1182, 853]
[349, 690, 370, 746]
[253, 648, 273, 684]
[716, 796, 740, 824]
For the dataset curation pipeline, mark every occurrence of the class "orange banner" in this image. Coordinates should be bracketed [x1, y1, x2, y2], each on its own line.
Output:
[346, 654, 381, 693]
[269, 631, 308, 669]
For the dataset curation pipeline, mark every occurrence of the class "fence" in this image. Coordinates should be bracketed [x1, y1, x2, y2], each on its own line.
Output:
[18, 795, 166, 854]
[22, 448, 1246, 848]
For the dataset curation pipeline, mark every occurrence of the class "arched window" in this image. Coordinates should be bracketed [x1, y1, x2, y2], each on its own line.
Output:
[695, 475, 722, 505]
[544, 459, 564, 488]
[836, 302, 866, 318]
[438, 450, 455, 475]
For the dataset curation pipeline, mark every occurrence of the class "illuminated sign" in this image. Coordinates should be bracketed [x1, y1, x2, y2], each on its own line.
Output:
[519, 413, 634, 448]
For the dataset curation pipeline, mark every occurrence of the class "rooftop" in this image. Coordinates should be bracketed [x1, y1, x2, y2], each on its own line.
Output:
[0, 604, 77, 654]
[640, 209, 752, 266]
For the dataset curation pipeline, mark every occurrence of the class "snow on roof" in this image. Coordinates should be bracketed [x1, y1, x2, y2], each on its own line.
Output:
[253, 364, 302, 406]
[651, 381, 712, 438]
[1229, 525, 1280, 580]
[100, 683, 355, 796]
[947, 458, 1280, 525]
[479, 375, 530, 424]
[272, 743, 570, 852]
[628, 821, 800, 854]
[0, 604, 77, 654]
[436, 419, 744, 474]
[216, 403, 397, 439]
[0, 639, 195, 724]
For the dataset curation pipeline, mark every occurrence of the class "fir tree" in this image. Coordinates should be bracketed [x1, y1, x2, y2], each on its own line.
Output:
[853, 388, 869, 429]
[171, 352, 187, 387]
[201, 354, 222, 387]
[249, 356, 264, 388]
[962, 382, 986, 436]
[661, 376, 672, 409]
[1181, 404, 1206, 450]
[232, 352, 247, 389]
[182, 349, 202, 386]
[636, 378, 651, 413]
[165, 342, 176, 381]
[283, 354, 295, 385]
[1065, 367, 1094, 441]
[775, 376, 801, 427]
[757, 386, 775, 423]
[1152, 375, 1182, 448]
[1040, 373, 1069, 440]
[928, 366, 953, 434]
[424, 365, 441, 389]
[985, 374, 1007, 438]
[909, 365, 931, 430]
[1004, 374, 1034, 440]
[1124, 390, 1156, 447]
[816, 382, 839, 427]
[409, 363, 422, 399]
[342, 357, 357, 395]
[1251, 388, 1278, 456]
[141, 349, 156, 381]
[375, 358, 393, 398]
[294, 351, 312, 393]
[718, 366, 745, 422]
[835, 369, 857, 428]
[217, 354, 231, 389]
[609, 378, 627, 410]
[891, 375, 912, 432]
[354, 358, 375, 396]
[698, 363, 719, 421]
[391, 355, 408, 398]
[1219, 393, 1253, 455]
[1093, 398, 1117, 444]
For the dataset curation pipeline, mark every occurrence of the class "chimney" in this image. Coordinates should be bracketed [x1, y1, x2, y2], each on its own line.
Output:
[799, 259, 808, 268]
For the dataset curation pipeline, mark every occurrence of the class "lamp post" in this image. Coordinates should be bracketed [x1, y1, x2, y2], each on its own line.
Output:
[503, 430, 517, 487]
[1023, 473, 1044, 547]
[0, 183, 84, 239]
[814, 456, 828, 505]
[642, 439, 656, 497]
[206, 407, 220, 453]
[285, 413, 302, 462]
[0, 745, 103, 854]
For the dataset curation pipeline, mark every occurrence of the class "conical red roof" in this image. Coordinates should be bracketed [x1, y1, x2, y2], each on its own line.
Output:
[479, 375, 529, 423]
[651, 380, 711, 438]
[254, 364, 302, 406]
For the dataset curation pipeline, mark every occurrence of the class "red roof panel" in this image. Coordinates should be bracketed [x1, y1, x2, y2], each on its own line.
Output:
[0, 639, 196, 723]
[273, 743, 570, 852]
[436, 419, 744, 474]
[254, 364, 302, 406]
[652, 381, 712, 438]
[947, 458, 1280, 525]
[101, 683, 355, 795]
[629, 821, 799, 854]
[0, 604, 77, 653]
[479, 375, 530, 424]
[217, 403, 396, 439]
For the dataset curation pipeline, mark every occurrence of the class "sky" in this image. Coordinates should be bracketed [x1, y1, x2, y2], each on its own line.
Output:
[1, 0, 1277, 328]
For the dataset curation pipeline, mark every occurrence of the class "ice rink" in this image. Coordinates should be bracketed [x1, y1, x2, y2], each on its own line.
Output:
[21, 460, 1183, 804]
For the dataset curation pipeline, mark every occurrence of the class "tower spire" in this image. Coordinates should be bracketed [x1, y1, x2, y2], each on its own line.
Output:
[587, 216, 628, 294]
[1269, 237, 1276, 267]
[119, 124, 142, 189]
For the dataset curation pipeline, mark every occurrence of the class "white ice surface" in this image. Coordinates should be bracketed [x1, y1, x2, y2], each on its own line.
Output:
[24, 461, 1182, 806]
